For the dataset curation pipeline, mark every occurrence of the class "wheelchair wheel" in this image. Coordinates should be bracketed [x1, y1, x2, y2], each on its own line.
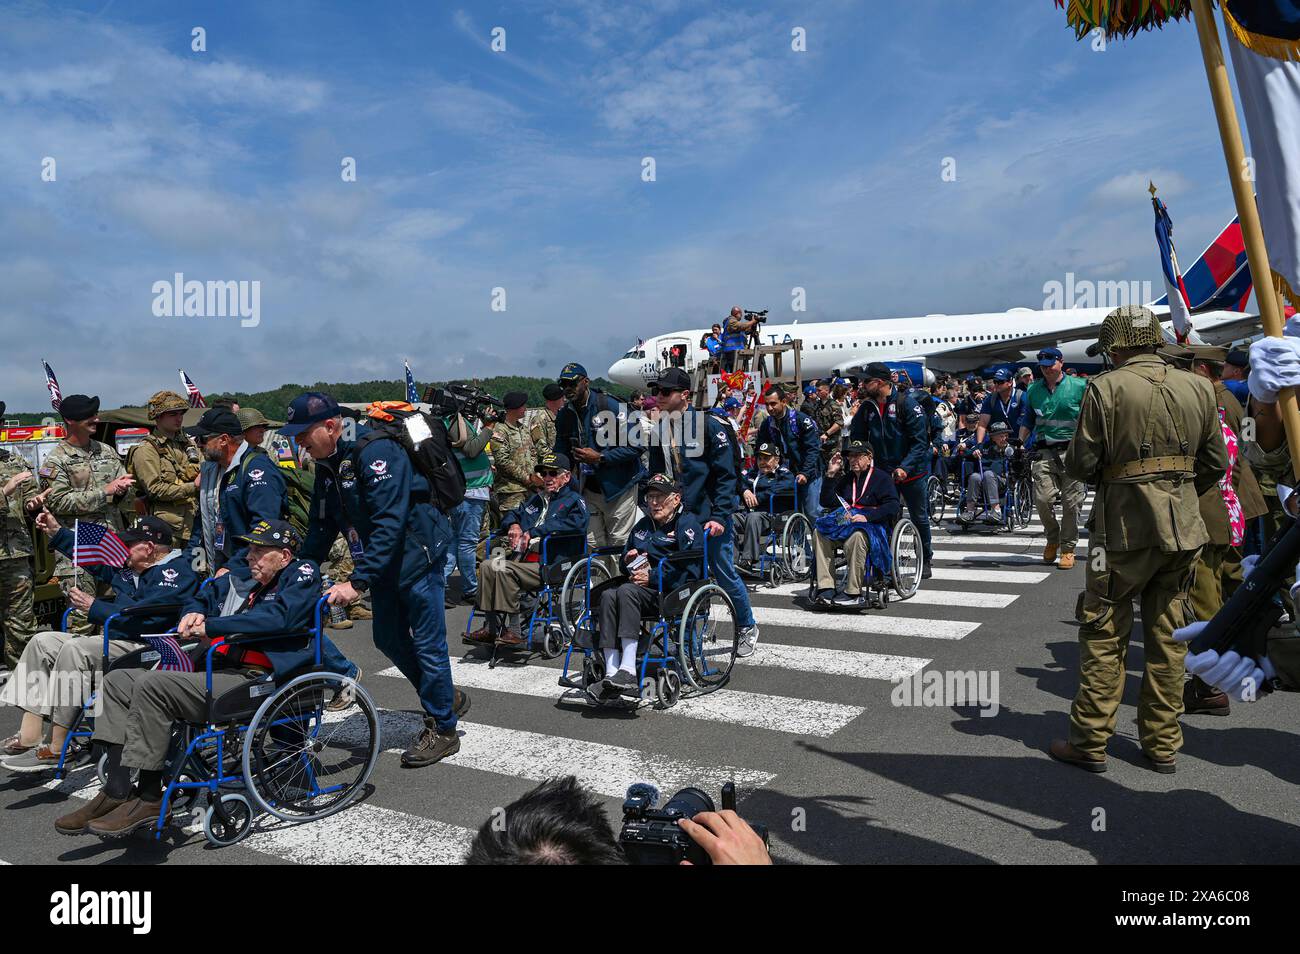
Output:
[781, 512, 812, 581]
[677, 583, 738, 693]
[1014, 476, 1034, 526]
[580, 654, 606, 697]
[203, 793, 253, 847]
[242, 672, 380, 824]
[541, 623, 567, 659]
[560, 560, 611, 639]
[891, 517, 924, 599]
[655, 669, 682, 708]
[927, 475, 946, 525]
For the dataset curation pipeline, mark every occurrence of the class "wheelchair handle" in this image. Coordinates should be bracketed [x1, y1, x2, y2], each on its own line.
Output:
[102, 600, 189, 654]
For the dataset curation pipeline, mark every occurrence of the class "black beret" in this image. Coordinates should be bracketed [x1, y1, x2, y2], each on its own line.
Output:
[59, 394, 100, 421]
[503, 391, 528, 410]
[542, 383, 564, 401]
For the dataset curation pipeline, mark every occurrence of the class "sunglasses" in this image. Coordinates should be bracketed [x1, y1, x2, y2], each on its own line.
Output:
[1037, 353, 1059, 362]
[538, 469, 562, 478]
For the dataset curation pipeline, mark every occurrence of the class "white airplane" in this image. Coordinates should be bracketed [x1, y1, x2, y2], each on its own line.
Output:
[608, 220, 1261, 388]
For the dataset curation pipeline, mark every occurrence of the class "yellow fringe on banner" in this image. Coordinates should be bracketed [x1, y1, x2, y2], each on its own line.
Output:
[1273, 269, 1300, 315]
[1221, 2, 1300, 62]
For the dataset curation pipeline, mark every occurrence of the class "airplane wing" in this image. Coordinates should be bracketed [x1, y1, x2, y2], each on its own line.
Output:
[1190, 312, 1263, 345]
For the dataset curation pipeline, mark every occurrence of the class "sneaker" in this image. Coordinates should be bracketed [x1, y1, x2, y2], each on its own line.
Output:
[983, 509, 1002, 525]
[88, 794, 167, 838]
[602, 669, 638, 695]
[736, 624, 760, 658]
[959, 508, 977, 522]
[325, 667, 363, 712]
[3, 743, 62, 773]
[814, 588, 836, 603]
[832, 591, 863, 606]
[55, 791, 127, 836]
[401, 720, 460, 768]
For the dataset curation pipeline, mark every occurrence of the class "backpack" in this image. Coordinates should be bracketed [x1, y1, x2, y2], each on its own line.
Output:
[241, 449, 314, 537]
[358, 402, 466, 513]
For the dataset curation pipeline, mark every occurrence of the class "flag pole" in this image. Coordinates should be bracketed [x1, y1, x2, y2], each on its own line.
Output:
[1191, 0, 1300, 479]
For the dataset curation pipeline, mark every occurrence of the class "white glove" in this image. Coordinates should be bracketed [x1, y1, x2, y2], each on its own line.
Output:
[1248, 336, 1300, 403]
[1172, 620, 1207, 644]
[1241, 553, 1259, 578]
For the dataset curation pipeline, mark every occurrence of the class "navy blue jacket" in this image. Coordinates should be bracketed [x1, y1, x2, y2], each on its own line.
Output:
[218, 447, 288, 574]
[500, 482, 590, 563]
[555, 389, 644, 499]
[969, 438, 1015, 476]
[739, 465, 798, 512]
[757, 408, 821, 480]
[51, 528, 200, 638]
[978, 390, 1026, 433]
[302, 424, 442, 591]
[647, 408, 738, 526]
[819, 466, 900, 524]
[849, 385, 930, 482]
[624, 508, 706, 592]
[184, 559, 322, 677]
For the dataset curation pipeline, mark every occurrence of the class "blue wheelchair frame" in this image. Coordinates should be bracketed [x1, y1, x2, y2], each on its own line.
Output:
[745, 487, 809, 586]
[52, 597, 194, 780]
[154, 595, 331, 839]
[954, 445, 1032, 531]
[465, 531, 588, 667]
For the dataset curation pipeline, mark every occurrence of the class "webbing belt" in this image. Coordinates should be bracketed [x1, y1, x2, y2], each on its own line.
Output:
[1101, 455, 1196, 481]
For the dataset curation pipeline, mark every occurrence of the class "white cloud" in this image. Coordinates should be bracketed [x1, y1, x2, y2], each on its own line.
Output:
[1094, 170, 1192, 203]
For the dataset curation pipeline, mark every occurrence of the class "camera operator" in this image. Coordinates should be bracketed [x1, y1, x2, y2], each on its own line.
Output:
[465, 775, 772, 865]
[721, 305, 758, 373]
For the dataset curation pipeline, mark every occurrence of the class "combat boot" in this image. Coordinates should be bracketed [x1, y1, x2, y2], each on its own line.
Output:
[347, 604, 372, 620]
[1184, 676, 1230, 716]
[1058, 550, 1076, 569]
[1043, 543, 1058, 564]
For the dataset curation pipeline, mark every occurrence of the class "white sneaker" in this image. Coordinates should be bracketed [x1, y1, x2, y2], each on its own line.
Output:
[736, 625, 760, 658]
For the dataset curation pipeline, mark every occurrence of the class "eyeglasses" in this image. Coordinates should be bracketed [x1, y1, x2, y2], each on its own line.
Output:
[538, 470, 562, 478]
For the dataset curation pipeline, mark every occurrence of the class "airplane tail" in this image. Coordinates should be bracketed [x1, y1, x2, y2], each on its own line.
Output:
[1154, 217, 1252, 313]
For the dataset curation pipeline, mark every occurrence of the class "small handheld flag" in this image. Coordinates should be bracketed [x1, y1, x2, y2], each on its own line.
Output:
[72, 520, 130, 568]
[405, 361, 420, 404]
[139, 635, 195, 673]
[179, 369, 207, 408]
[42, 360, 62, 412]
[1150, 184, 1193, 343]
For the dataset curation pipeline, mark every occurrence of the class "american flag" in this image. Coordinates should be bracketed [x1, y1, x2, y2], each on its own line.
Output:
[178, 369, 207, 408]
[73, 520, 130, 568]
[139, 634, 195, 673]
[42, 359, 62, 412]
[405, 361, 420, 404]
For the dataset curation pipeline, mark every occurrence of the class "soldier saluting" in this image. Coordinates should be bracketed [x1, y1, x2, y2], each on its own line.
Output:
[1051, 306, 1227, 775]
[128, 390, 201, 549]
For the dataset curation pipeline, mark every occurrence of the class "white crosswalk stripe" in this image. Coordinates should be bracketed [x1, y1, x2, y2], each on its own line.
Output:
[750, 606, 979, 639]
[930, 550, 1048, 563]
[760, 581, 1019, 608]
[925, 567, 1051, 583]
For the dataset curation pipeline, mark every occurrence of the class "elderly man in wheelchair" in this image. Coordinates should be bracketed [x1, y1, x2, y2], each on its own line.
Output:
[1, 514, 200, 773]
[588, 473, 708, 701]
[733, 442, 799, 578]
[810, 441, 901, 607]
[52, 519, 361, 840]
[465, 452, 588, 653]
[956, 421, 1015, 526]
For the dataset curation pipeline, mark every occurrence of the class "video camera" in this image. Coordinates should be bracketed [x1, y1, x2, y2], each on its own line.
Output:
[619, 781, 768, 865]
[423, 382, 505, 423]
[743, 308, 769, 325]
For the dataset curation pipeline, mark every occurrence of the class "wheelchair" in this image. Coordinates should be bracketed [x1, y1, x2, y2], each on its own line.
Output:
[464, 531, 589, 668]
[51, 599, 195, 781]
[952, 443, 1033, 532]
[806, 510, 924, 610]
[152, 596, 380, 847]
[735, 489, 813, 589]
[559, 547, 738, 710]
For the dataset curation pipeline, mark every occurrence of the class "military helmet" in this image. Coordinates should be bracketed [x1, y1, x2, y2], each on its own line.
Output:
[147, 390, 189, 420]
[1098, 305, 1162, 353]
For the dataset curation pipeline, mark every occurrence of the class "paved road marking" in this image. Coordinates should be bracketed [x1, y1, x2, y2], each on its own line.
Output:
[750, 606, 978, 640]
[758, 582, 1017, 608]
[926, 567, 1051, 584]
[930, 550, 1045, 564]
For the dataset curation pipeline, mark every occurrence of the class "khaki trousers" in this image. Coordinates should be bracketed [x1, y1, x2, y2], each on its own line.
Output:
[1069, 546, 1198, 761]
[1032, 446, 1087, 551]
[0, 632, 137, 727]
[814, 532, 867, 595]
[477, 555, 544, 614]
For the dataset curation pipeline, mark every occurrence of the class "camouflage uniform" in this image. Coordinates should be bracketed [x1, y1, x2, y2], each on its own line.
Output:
[811, 396, 842, 464]
[40, 438, 131, 636]
[490, 418, 537, 523]
[0, 449, 39, 669]
[526, 407, 557, 458]
[128, 392, 201, 547]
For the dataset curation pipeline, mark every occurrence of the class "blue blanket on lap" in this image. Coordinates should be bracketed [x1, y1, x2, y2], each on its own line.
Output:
[815, 510, 892, 576]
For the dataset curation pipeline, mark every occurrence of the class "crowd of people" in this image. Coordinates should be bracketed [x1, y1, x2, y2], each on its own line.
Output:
[0, 303, 1291, 858]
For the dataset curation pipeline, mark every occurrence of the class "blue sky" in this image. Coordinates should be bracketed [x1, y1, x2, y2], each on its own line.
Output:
[0, 0, 1247, 409]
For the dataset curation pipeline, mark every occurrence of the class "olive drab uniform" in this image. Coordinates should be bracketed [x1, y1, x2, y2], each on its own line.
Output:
[526, 407, 557, 459]
[39, 438, 132, 636]
[128, 431, 201, 547]
[1063, 353, 1227, 761]
[811, 396, 842, 465]
[0, 449, 40, 668]
[490, 418, 537, 524]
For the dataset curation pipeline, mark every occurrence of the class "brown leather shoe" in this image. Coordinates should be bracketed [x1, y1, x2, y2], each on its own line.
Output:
[1049, 738, 1107, 773]
[88, 795, 168, 838]
[1058, 550, 1076, 570]
[56, 792, 127, 835]
[1184, 676, 1231, 716]
[1043, 543, 1058, 564]
[0, 733, 33, 758]
[495, 629, 525, 647]
[1143, 752, 1177, 774]
[463, 626, 495, 646]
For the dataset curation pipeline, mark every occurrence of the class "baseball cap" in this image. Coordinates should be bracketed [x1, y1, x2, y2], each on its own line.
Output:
[119, 515, 172, 546]
[991, 368, 1013, 382]
[990, 421, 1010, 434]
[723, 396, 742, 411]
[844, 440, 873, 456]
[1037, 347, 1063, 366]
[655, 368, 692, 392]
[1016, 366, 1034, 379]
[503, 391, 528, 411]
[643, 473, 682, 495]
[755, 442, 780, 457]
[862, 362, 893, 382]
[185, 408, 243, 440]
[804, 385, 816, 395]
[535, 452, 571, 473]
[238, 518, 302, 551]
[558, 362, 588, 383]
[279, 392, 342, 437]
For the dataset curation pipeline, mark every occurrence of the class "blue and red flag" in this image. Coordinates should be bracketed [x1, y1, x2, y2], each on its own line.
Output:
[178, 369, 206, 408]
[42, 359, 62, 412]
[1152, 191, 1194, 341]
[72, 520, 130, 568]
[405, 361, 420, 404]
[139, 635, 195, 673]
